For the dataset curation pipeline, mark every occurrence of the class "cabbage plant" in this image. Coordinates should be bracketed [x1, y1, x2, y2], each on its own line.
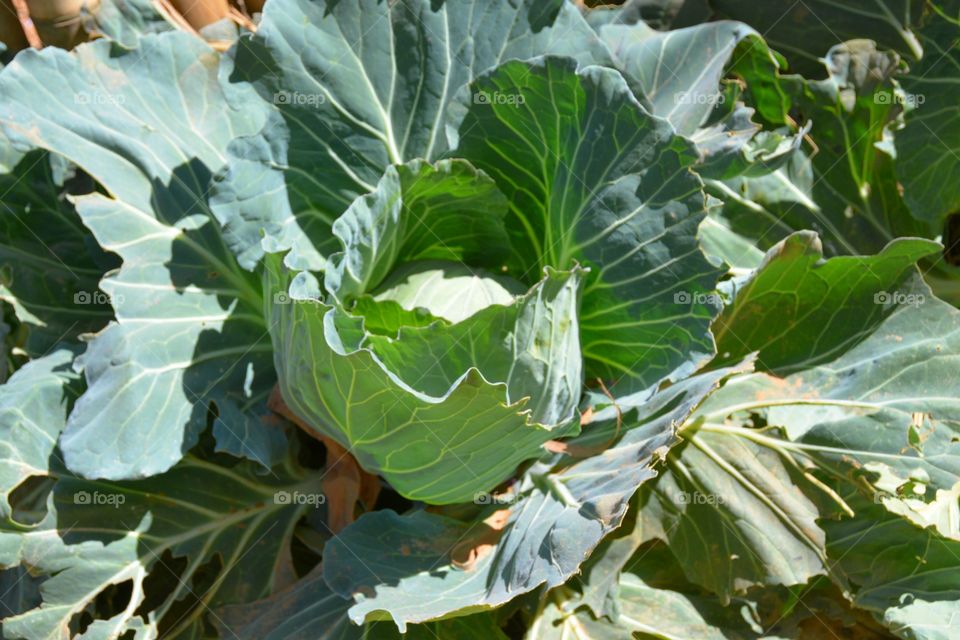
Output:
[1, 0, 960, 638]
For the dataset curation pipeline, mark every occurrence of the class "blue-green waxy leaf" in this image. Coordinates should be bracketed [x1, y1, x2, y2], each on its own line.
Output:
[824, 498, 960, 640]
[525, 573, 761, 640]
[706, 275, 960, 442]
[702, 277, 960, 513]
[0, 453, 321, 640]
[599, 20, 762, 135]
[0, 33, 284, 479]
[597, 20, 803, 180]
[451, 56, 724, 392]
[0, 371, 303, 640]
[213, 0, 611, 270]
[320, 363, 747, 629]
[0, 347, 79, 519]
[637, 427, 829, 601]
[627, 267, 960, 605]
[679, 274, 960, 615]
[713, 232, 941, 373]
[267, 254, 583, 504]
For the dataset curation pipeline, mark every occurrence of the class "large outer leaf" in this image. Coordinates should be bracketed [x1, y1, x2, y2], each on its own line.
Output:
[686, 275, 960, 630]
[896, 0, 960, 228]
[638, 428, 827, 601]
[213, 0, 611, 270]
[597, 21, 763, 135]
[0, 347, 79, 518]
[535, 534, 883, 640]
[0, 316, 306, 639]
[596, 18, 807, 183]
[641, 272, 960, 602]
[0, 152, 118, 354]
[268, 255, 582, 504]
[452, 56, 723, 391]
[705, 276, 960, 439]
[321, 364, 746, 629]
[0, 453, 320, 640]
[597, 20, 787, 143]
[824, 498, 960, 640]
[709, 0, 925, 76]
[585, 0, 713, 32]
[700, 275, 960, 466]
[703, 278, 960, 507]
[0, 33, 286, 479]
[713, 232, 940, 373]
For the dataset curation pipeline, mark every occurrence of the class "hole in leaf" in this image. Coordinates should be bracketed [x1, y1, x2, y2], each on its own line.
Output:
[8, 475, 54, 525]
[136, 550, 188, 618]
[73, 578, 134, 637]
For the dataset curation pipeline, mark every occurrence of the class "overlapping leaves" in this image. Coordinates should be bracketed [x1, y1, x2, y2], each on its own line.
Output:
[0, 33, 284, 480]
[1, 1, 960, 639]
[453, 56, 723, 392]
[213, 0, 612, 270]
